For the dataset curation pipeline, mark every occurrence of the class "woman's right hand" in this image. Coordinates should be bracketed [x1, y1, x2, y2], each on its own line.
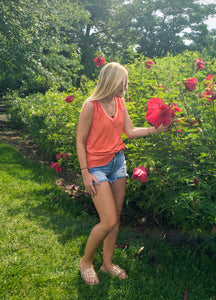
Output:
[82, 170, 99, 197]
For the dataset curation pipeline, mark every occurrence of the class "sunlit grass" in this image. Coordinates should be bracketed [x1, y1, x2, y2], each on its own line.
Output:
[0, 143, 215, 299]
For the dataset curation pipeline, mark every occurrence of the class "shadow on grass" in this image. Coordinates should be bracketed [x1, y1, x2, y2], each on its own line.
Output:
[0, 143, 97, 246]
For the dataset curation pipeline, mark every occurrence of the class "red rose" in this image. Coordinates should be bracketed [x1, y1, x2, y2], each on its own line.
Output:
[145, 97, 171, 128]
[203, 85, 216, 101]
[184, 78, 198, 92]
[56, 153, 63, 160]
[205, 74, 213, 81]
[63, 153, 69, 159]
[56, 153, 69, 160]
[51, 162, 62, 173]
[65, 95, 74, 103]
[132, 166, 148, 183]
[94, 55, 105, 67]
[145, 60, 155, 69]
[194, 58, 205, 70]
[169, 103, 182, 119]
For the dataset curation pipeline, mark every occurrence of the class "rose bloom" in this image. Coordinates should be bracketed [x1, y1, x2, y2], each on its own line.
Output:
[205, 74, 213, 81]
[51, 162, 62, 173]
[56, 153, 63, 160]
[56, 153, 69, 160]
[132, 166, 148, 183]
[203, 85, 216, 101]
[94, 55, 105, 67]
[65, 95, 74, 103]
[145, 60, 155, 69]
[145, 97, 171, 128]
[63, 153, 70, 159]
[184, 78, 198, 92]
[194, 58, 205, 70]
[169, 103, 182, 119]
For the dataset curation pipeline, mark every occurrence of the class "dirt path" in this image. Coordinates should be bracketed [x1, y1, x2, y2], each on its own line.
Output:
[0, 99, 50, 165]
[0, 98, 81, 196]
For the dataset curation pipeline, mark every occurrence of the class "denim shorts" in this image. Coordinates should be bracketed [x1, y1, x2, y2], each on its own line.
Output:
[88, 150, 128, 184]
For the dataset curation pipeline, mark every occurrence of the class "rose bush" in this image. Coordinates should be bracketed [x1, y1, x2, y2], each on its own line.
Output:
[8, 50, 216, 235]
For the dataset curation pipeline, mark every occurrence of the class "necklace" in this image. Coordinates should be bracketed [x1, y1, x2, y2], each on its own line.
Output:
[100, 98, 116, 118]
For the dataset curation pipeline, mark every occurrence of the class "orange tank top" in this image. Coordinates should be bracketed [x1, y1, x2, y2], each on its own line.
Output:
[86, 97, 126, 168]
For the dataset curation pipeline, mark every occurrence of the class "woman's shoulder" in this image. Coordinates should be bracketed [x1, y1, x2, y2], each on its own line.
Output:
[82, 100, 94, 111]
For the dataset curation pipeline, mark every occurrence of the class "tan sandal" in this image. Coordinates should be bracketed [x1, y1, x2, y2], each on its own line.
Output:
[100, 264, 128, 279]
[79, 263, 99, 285]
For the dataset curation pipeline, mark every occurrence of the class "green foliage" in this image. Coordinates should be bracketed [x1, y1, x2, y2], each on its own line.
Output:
[1, 0, 216, 95]
[8, 51, 216, 234]
[124, 51, 216, 233]
[0, 0, 86, 95]
[8, 77, 95, 174]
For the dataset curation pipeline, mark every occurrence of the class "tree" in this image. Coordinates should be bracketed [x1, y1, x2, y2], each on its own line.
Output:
[73, 0, 123, 78]
[106, 0, 216, 58]
[0, 0, 87, 95]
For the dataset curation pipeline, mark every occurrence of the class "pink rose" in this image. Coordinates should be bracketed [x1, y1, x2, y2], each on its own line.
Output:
[63, 153, 69, 159]
[94, 55, 105, 67]
[132, 166, 148, 183]
[65, 95, 74, 103]
[205, 74, 213, 81]
[51, 162, 62, 173]
[194, 58, 205, 70]
[184, 78, 198, 92]
[145, 60, 155, 69]
[169, 103, 182, 119]
[56, 153, 63, 160]
[56, 153, 69, 160]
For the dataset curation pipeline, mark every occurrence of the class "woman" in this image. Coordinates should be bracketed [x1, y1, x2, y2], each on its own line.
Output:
[76, 62, 166, 285]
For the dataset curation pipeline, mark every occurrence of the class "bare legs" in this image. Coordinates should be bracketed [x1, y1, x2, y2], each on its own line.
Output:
[101, 178, 128, 278]
[79, 177, 127, 284]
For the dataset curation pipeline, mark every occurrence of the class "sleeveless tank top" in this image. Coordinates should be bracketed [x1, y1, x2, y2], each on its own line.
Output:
[86, 97, 126, 168]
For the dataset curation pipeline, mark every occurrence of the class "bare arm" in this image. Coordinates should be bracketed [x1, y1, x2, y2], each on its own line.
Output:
[76, 101, 99, 196]
[122, 100, 166, 138]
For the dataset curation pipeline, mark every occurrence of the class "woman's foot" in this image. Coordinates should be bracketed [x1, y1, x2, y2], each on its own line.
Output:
[79, 259, 99, 285]
[100, 264, 128, 279]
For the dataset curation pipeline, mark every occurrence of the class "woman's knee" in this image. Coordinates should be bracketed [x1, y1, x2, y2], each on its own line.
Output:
[102, 216, 118, 232]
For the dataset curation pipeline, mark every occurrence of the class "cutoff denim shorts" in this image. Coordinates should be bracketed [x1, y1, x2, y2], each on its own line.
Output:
[88, 150, 128, 184]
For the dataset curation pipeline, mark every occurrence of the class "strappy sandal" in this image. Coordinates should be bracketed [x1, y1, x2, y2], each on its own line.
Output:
[79, 263, 99, 285]
[100, 264, 128, 279]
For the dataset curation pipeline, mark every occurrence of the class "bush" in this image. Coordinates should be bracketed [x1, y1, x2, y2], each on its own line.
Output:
[124, 51, 216, 234]
[8, 51, 216, 234]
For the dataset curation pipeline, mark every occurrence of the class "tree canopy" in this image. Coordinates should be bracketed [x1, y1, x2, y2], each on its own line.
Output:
[0, 0, 215, 95]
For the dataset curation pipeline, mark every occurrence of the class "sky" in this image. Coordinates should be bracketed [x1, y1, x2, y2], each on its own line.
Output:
[199, 0, 216, 29]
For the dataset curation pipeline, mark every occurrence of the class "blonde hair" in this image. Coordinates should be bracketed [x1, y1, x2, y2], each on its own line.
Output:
[86, 62, 128, 102]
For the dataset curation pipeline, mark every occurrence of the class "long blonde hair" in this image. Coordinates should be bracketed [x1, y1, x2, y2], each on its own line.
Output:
[86, 62, 128, 102]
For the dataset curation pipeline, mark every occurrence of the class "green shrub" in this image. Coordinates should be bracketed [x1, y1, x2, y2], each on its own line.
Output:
[124, 51, 216, 234]
[8, 51, 216, 234]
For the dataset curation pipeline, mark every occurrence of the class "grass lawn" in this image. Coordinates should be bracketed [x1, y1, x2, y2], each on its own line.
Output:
[0, 143, 215, 300]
